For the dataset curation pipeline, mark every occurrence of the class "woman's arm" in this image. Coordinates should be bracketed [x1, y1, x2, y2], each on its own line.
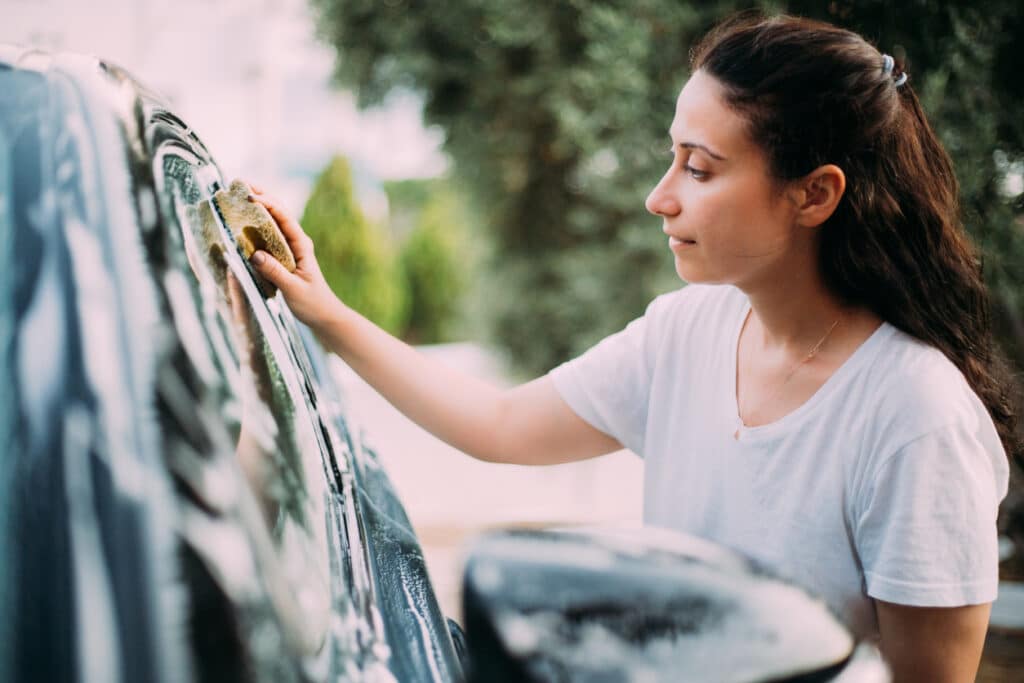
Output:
[315, 302, 623, 465]
[876, 600, 990, 682]
[245, 185, 622, 466]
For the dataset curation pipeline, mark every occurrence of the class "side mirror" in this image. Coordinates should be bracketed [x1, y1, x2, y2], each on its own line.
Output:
[461, 527, 889, 682]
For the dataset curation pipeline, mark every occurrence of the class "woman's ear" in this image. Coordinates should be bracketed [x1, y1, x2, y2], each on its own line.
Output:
[793, 164, 846, 228]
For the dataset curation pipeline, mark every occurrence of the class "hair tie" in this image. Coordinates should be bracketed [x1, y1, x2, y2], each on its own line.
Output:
[881, 53, 908, 88]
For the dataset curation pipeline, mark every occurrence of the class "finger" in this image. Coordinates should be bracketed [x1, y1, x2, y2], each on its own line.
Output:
[249, 250, 300, 291]
[242, 180, 265, 195]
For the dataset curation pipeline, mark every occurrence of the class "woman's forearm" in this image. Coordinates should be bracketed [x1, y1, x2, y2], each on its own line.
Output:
[245, 184, 619, 466]
[316, 301, 512, 463]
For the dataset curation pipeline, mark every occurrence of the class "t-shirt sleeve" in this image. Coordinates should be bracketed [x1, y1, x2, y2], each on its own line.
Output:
[547, 294, 671, 455]
[854, 420, 1009, 607]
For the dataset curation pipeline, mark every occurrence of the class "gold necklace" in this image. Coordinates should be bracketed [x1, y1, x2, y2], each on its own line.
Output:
[734, 316, 841, 440]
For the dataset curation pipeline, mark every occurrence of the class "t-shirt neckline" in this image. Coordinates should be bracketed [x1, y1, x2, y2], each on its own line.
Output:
[729, 298, 893, 442]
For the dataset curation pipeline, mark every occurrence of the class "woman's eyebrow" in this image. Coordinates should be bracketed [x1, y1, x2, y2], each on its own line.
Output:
[679, 141, 727, 161]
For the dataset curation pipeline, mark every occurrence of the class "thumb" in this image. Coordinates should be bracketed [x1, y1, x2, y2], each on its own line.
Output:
[249, 250, 297, 291]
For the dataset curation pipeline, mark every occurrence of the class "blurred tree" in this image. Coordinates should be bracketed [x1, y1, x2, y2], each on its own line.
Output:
[388, 179, 476, 343]
[311, 0, 739, 373]
[384, 178, 439, 231]
[301, 156, 409, 335]
[309, 0, 1024, 389]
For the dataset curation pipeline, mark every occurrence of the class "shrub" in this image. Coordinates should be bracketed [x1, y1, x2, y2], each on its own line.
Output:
[396, 186, 471, 344]
[301, 156, 409, 335]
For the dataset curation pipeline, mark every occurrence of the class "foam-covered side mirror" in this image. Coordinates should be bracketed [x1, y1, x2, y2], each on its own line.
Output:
[461, 527, 889, 683]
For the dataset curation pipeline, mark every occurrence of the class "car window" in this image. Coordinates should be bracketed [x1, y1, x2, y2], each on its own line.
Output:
[153, 143, 333, 655]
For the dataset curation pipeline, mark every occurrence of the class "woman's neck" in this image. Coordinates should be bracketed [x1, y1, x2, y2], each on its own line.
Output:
[739, 265, 857, 357]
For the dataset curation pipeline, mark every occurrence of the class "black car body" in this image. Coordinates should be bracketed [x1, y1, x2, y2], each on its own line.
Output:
[0, 44, 463, 683]
[0, 45, 889, 683]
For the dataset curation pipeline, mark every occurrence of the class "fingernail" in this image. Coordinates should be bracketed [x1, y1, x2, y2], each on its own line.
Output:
[251, 251, 266, 265]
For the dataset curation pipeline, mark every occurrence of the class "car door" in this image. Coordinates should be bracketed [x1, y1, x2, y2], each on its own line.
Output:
[1, 45, 463, 683]
[146, 103, 464, 681]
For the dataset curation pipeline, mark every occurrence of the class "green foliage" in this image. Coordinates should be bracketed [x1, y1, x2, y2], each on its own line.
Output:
[310, 0, 1024, 380]
[310, 0, 730, 373]
[301, 156, 409, 335]
[383, 178, 438, 220]
[389, 179, 475, 344]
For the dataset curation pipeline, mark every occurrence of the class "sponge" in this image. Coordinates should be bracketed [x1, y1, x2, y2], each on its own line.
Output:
[213, 179, 296, 297]
[194, 200, 229, 290]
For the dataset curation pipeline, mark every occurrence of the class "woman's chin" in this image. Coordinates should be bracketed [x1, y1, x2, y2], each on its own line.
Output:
[674, 259, 729, 287]
[674, 258, 704, 283]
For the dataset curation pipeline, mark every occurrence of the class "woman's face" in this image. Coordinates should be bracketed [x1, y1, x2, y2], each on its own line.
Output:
[646, 70, 804, 288]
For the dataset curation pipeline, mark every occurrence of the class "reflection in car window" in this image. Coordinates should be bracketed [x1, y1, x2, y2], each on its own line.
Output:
[155, 146, 331, 653]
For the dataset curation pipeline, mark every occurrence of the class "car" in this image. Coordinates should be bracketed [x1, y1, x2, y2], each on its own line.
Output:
[0, 44, 889, 683]
[0, 43, 464, 683]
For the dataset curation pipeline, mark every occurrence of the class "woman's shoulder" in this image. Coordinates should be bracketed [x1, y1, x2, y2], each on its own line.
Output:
[848, 326, 1009, 517]
[871, 326, 975, 404]
[859, 325, 999, 457]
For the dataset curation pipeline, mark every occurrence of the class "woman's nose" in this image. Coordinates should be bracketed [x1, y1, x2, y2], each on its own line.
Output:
[645, 172, 681, 217]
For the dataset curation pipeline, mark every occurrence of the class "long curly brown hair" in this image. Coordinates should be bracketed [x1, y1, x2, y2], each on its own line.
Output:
[692, 13, 1020, 463]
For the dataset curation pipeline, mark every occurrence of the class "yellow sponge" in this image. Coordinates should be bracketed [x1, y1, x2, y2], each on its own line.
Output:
[213, 179, 296, 297]
[195, 200, 228, 289]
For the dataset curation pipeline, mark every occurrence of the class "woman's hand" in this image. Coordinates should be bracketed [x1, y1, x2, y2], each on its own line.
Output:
[243, 182, 345, 331]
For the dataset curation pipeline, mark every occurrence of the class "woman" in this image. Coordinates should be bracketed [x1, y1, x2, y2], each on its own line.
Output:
[248, 13, 1014, 680]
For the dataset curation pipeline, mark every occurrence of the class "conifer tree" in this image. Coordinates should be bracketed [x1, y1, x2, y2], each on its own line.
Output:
[301, 156, 409, 335]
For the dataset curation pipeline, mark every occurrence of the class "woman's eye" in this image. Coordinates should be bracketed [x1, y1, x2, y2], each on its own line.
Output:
[684, 164, 709, 180]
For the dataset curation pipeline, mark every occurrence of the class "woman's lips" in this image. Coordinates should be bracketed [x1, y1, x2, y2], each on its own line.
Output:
[669, 236, 697, 250]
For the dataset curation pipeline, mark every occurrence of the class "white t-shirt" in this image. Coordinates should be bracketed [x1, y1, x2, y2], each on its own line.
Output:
[549, 283, 1009, 639]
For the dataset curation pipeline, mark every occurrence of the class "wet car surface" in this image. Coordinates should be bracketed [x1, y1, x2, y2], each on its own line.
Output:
[0, 44, 890, 683]
[0, 45, 461, 683]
